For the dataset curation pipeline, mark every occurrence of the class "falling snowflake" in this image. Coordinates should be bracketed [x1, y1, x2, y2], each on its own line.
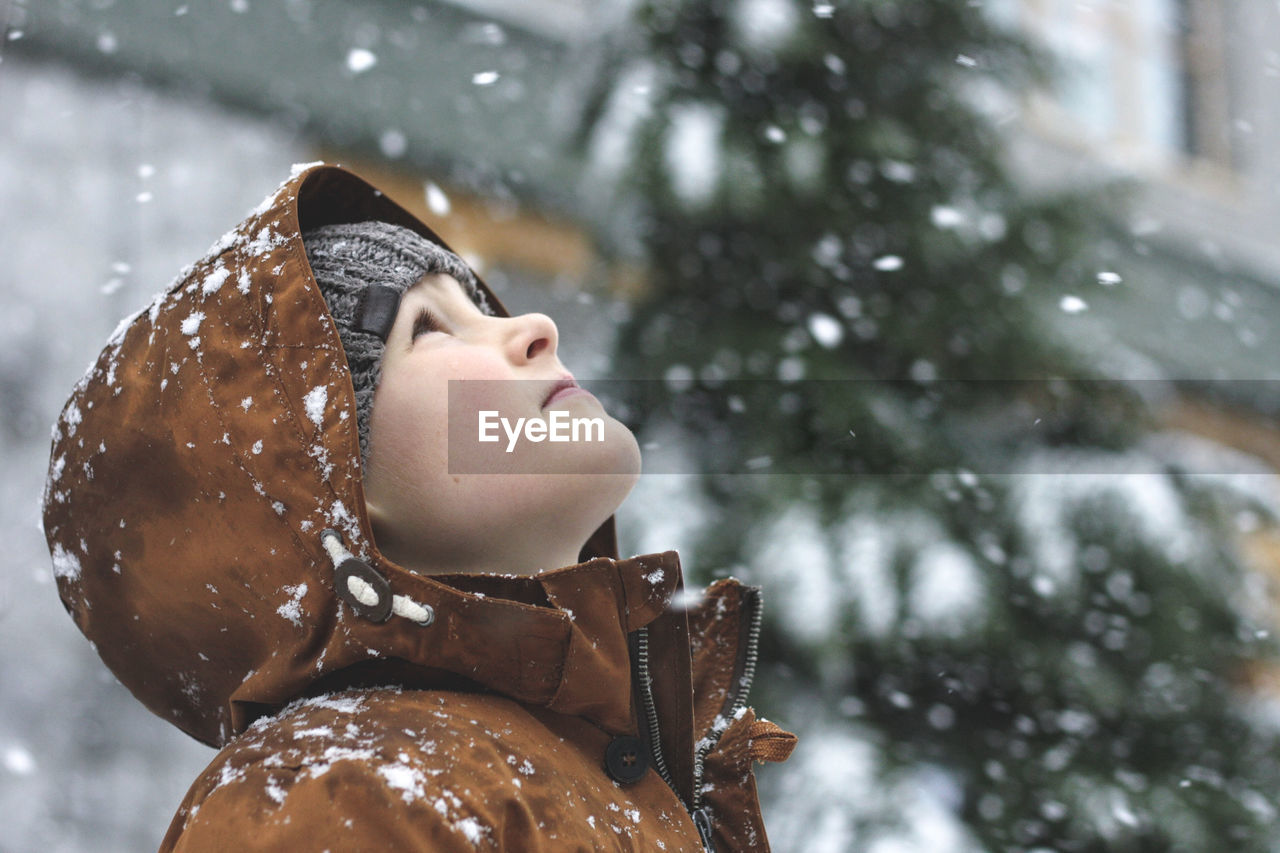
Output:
[347, 49, 377, 74]
[425, 182, 451, 216]
[1059, 295, 1088, 314]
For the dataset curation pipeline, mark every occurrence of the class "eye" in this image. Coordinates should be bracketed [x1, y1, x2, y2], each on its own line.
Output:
[411, 306, 445, 339]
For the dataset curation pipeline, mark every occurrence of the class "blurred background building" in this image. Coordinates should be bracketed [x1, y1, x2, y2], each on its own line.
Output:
[6, 0, 1280, 850]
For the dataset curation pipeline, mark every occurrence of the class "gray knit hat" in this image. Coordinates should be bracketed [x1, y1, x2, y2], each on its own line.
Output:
[302, 220, 497, 466]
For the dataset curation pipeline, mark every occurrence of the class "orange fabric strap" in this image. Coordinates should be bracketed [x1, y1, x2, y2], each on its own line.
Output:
[746, 718, 798, 764]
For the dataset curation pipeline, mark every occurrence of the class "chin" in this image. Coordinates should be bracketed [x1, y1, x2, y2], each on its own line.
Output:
[551, 441, 641, 483]
[542, 427, 641, 509]
[598, 428, 643, 506]
[592, 421, 643, 480]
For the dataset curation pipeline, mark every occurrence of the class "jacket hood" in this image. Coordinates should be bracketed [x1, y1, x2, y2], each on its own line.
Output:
[41, 162, 671, 748]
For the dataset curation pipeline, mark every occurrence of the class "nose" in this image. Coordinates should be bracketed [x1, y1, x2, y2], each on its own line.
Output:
[502, 311, 559, 364]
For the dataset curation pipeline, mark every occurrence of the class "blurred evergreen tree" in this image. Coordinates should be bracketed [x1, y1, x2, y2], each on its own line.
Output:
[573, 0, 1280, 849]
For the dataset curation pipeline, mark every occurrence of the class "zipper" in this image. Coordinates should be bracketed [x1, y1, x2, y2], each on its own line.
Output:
[629, 585, 764, 853]
[693, 806, 717, 851]
[629, 626, 676, 792]
[632, 625, 717, 851]
[691, 585, 763, 812]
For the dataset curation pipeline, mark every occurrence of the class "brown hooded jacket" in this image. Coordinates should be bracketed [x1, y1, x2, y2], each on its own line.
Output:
[41, 163, 796, 852]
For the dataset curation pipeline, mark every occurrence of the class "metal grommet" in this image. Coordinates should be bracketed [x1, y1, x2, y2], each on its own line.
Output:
[334, 557, 393, 623]
[604, 735, 649, 785]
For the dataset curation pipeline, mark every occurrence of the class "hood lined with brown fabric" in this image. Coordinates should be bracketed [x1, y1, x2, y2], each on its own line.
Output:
[39, 162, 657, 749]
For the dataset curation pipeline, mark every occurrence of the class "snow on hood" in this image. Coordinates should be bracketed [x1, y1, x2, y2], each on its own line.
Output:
[40, 163, 643, 748]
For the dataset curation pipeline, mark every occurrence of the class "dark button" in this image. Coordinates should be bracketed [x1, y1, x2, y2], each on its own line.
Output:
[604, 735, 649, 785]
[334, 557, 393, 623]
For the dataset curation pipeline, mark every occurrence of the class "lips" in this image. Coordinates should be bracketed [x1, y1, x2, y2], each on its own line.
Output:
[542, 375, 579, 408]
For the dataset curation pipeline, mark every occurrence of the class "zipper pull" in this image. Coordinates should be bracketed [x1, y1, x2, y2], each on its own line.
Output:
[693, 806, 717, 852]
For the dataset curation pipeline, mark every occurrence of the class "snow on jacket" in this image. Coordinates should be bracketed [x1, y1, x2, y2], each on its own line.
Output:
[41, 162, 796, 852]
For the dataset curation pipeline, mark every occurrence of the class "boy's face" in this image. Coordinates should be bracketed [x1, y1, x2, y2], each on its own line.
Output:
[362, 273, 641, 576]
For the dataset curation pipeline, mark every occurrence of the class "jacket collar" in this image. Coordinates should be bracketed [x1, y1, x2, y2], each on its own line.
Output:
[228, 549, 686, 738]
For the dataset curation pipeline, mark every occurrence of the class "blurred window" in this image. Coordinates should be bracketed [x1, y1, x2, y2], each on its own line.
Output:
[1172, 0, 1234, 166]
[1017, 0, 1234, 172]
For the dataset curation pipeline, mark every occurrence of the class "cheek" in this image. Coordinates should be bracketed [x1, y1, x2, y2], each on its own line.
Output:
[367, 374, 450, 466]
[366, 347, 517, 477]
[436, 349, 529, 423]
[439, 349, 516, 386]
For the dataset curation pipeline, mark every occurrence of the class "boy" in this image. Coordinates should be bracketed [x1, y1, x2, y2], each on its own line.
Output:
[42, 162, 795, 851]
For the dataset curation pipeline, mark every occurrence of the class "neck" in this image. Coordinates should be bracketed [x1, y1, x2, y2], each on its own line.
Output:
[373, 526, 593, 578]
[429, 543, 588, 577]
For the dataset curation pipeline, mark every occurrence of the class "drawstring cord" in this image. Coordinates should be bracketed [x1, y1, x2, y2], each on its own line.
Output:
[321, 529, 434, 626]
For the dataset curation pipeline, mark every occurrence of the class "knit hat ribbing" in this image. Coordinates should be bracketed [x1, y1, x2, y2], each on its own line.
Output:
[301, 220, 496, 467]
